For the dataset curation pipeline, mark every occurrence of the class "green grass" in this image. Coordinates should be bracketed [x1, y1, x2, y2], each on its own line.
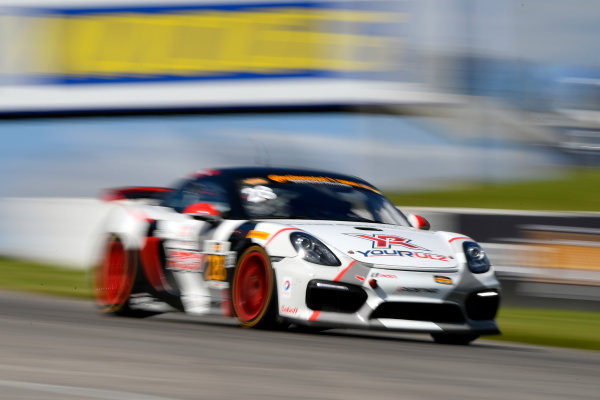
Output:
[485, 307, 600, 351]
[385, 168, 600, 211]
[0, 257, 92, 299]
[0, 258, 598, 350]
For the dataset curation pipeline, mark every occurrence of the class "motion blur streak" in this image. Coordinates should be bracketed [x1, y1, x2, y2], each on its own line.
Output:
[0, 291, 598, 400]
[0, 380, 181, 400]
[0, 4, 400, 81]
[0, 0, 599, 346]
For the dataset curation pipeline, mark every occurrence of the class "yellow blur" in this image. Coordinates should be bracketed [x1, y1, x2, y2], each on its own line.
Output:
[523, 229, 600, 272]
[6, 8, 402, 77]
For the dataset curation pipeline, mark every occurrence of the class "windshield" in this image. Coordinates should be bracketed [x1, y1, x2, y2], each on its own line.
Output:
[237, 176, 408, 225]
[162, 178, 231, 216]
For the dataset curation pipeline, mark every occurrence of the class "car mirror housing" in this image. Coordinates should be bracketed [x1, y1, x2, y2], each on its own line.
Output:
[408, 214, 431, 230]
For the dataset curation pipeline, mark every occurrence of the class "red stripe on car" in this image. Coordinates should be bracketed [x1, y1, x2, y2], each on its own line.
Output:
[449, 236, 471, 243]
[309, 311, 321, 321]
[264, 227, 301, 247]
[333, 260, 357, 282]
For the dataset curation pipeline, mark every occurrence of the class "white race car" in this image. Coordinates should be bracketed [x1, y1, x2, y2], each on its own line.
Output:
[96, 167, 500, 344]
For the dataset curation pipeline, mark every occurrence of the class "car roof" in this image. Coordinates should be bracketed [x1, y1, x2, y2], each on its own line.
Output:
[198, 166, 373, 185]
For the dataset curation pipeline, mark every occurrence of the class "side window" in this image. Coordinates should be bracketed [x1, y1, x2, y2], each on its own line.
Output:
[164, 178, 231, 217]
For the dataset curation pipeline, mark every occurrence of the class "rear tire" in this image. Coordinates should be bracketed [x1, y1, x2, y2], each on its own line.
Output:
[94, 235, 152, 318]
[231, 246, 277, 328]
[431, 333, 479, 345]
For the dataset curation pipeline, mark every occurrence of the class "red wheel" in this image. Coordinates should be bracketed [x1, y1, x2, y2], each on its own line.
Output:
[232, 246, 275, 328]
[95, 235, 136, 313]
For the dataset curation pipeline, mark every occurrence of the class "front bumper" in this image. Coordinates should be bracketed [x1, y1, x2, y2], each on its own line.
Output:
[274, 258, 501, 335]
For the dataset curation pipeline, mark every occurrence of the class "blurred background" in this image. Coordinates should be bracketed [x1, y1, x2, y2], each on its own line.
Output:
[0, 0, 599, 310]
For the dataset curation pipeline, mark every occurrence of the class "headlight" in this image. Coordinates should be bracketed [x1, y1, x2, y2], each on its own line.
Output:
[290, 232, 341, 266]
[463, 241, 491, 274]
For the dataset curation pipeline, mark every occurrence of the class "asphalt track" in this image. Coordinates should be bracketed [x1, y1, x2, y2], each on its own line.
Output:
[0, 291, 598, 400]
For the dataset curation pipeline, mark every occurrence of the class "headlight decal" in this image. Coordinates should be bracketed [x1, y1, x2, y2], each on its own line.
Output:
[448, 236, 472, 243]
[462, 241, 491, 274]
[265, 227, 300, 247]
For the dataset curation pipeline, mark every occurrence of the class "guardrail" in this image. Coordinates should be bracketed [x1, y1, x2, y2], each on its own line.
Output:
[405, 206, 600, 311]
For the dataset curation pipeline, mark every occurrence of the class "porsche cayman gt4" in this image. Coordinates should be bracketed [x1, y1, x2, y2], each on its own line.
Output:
[95, 167, 500, 344]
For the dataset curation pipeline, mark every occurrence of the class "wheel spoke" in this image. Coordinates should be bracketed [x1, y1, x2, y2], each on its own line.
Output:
[96, 239, 131, 309]
[234, 250, 269, 323]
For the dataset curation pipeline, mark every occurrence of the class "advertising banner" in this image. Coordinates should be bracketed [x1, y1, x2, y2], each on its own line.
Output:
[0, 0, 425, 113]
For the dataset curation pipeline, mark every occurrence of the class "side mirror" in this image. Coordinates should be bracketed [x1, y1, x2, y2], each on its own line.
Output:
[408, 214, 430, 230]
[183, 202, 222, 221]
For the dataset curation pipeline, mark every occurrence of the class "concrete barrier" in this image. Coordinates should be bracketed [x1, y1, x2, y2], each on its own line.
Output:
[0, 198, 112, 269]
[1, 198, 598, 310]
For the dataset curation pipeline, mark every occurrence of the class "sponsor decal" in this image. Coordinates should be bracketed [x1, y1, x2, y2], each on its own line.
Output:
[246, 230, 270, 240]
[177, 222, 198, 241]
[349, 234, 449, 261]
[203, 240, 230, 255]
[282, 277, 292, 298]
[201, 240, 236, 280]
[355, 249, 449, 262]
[267, 174, 380, 193]
[434, 276, 453, 285]
[167, 250, 204, 272]
[241, 185, 277, 203]
[371, 272, 398, 279]
[397, 287, 439, 294]
[351, 234, 430, 251]
[16, 5, 396, 85]
[243, 178, 269, 185]
[280, 305, 298, 315]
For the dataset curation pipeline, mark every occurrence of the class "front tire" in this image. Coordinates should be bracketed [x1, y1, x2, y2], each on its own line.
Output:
[431, 333, 479, 345]
[231, 246, 277, 328]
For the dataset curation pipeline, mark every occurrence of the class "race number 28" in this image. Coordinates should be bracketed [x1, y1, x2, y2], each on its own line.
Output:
[205, 255, 227, 281]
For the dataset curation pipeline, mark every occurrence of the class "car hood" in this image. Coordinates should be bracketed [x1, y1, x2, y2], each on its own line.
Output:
[285, 221, 458, 270]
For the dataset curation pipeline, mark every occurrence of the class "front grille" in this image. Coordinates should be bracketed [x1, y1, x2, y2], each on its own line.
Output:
[306, 280, 367, 313]
[465, 291, 500, 320]
[370, 302, 465, 323]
